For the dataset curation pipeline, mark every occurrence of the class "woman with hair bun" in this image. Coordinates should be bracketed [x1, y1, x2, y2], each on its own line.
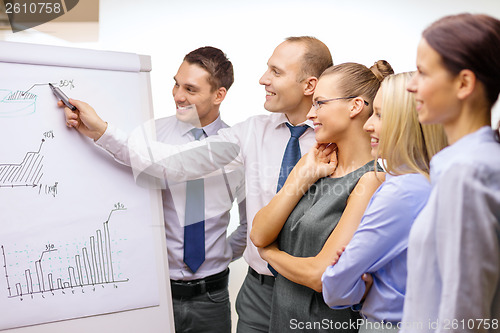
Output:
[250, 61, 392, 332]
[370, 60, 394, 82]
[401, 13, 500, 332]
[321, 72, 447, 332]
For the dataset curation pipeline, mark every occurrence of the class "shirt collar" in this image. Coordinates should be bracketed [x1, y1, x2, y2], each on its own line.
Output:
[178, 114, 225, 137]
[273, 112, 314, 129]
[430, 126, 495, 184]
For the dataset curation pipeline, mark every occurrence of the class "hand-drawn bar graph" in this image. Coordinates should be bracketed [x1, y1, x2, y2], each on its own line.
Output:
[6, 91, 37, 101]
[0, 139, 45, 188]
[2, 204, 129, 298]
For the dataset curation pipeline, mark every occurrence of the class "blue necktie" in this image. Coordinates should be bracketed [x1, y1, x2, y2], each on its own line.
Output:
[269, 123, 308, 276]
[184, 128, 206, 273]
[277, 123, 308, 191]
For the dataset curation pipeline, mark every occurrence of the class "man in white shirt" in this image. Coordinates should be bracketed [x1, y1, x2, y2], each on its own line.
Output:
[63, 46, 246, 333]
[60, 37, 333, 333]
[159, 47, 247, 333]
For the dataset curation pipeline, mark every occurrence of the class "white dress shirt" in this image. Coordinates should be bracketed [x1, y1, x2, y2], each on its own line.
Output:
[401, 127, 500, 333]
[96, 113, 316, 276]
[96, 114, 246, 280]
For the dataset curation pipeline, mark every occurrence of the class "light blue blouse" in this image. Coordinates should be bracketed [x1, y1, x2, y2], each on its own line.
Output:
[322, 172, 431, 323]
[401, 127, 500, 332]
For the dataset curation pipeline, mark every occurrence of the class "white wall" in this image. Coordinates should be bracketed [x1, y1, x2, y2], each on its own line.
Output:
[2, 1, 499, 332]
[106, 0, 500, 126]
[3, 0, 500, 126]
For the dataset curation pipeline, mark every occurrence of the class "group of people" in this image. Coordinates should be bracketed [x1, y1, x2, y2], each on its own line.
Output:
[59, 13, 500, 333]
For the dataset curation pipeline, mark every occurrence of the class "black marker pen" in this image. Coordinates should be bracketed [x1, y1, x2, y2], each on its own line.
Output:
[49, 83, 77, 111]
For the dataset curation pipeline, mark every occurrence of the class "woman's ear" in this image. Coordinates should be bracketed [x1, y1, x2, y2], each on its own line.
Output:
[349, 97, 366, 118]
[456, 69, 476, 100]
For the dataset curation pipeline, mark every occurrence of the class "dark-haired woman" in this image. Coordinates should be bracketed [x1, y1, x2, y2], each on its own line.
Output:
[401, 13, 500, 331]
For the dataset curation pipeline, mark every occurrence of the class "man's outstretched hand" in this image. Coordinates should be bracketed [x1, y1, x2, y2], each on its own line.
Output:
[58, 98, 107, 141]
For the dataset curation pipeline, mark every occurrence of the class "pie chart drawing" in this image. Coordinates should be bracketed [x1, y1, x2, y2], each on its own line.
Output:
[0, 89, 37, 118]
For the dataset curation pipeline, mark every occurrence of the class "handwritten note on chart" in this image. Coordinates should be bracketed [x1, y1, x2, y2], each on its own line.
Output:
[0, 52, 160, 330]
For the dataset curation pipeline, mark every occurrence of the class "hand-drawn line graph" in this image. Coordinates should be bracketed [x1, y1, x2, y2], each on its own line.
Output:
[0, 139, 46, 189]
[2, 203, 129, 300]
[0, 132, 58, 196]
[0, 89, 37, 118]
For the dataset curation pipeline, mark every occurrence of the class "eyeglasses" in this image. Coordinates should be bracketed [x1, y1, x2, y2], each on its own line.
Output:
[312, 96, 369, 110]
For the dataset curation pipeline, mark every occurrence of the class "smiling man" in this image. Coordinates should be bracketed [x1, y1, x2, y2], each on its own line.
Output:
[150, 47, 247, 333]
[59, 37, 333, 333]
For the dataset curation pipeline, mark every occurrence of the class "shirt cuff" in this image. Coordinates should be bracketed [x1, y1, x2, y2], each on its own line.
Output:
[95, 123, 128, 155]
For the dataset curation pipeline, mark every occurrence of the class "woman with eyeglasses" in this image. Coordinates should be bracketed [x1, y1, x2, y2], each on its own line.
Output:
[400, 13, 500, 332]
[321, 72, 447, 332]
[250, 61, 392, 332]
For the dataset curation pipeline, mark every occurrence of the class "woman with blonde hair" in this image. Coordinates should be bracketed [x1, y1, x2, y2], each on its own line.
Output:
[321, 72, 447, 332]
[251, 60, 393, 332]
